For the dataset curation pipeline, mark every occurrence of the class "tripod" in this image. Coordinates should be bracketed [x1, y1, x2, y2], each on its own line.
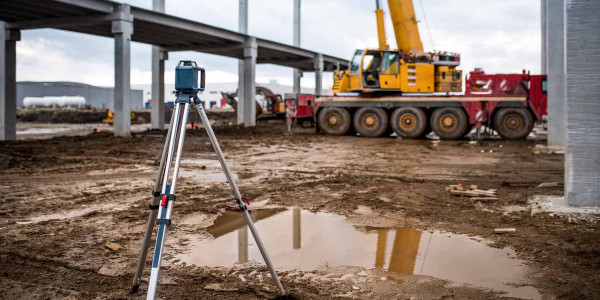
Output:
[130, 70, 285, 298]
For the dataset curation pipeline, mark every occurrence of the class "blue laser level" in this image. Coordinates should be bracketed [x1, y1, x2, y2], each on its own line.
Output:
[175, 60, 205, 93]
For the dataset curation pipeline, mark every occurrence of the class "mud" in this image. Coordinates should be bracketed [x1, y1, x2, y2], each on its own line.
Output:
[1, 121, 599, 299]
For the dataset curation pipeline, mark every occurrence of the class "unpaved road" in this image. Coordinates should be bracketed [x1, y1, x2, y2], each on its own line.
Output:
[1, 121, 598, 299]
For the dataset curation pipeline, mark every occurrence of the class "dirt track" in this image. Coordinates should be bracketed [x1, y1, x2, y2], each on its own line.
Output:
[1, 120, 599, 299]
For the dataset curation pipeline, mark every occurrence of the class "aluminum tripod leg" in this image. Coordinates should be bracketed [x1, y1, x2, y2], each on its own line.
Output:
[194, 102, 285, 295]
[146, 103, 190, 300]
[131, 108, 177, 294]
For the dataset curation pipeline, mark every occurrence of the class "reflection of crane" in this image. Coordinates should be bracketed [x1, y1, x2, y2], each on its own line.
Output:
[367, 227, 422, 274]
[332, 0, 461, 94]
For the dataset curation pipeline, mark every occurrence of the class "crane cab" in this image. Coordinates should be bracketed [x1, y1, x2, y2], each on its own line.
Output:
[333, 49, 462, 95]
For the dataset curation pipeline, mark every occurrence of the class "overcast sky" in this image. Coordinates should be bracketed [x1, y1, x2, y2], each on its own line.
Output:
[16, 0, 541, 89]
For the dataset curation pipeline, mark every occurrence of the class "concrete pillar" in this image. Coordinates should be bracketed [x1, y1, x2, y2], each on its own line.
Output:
[242, 37, 257, 127]
[237, 0, 248, 125]
[151, 50, 166, 129]
[151, 0, 166, 130]
[314, 53, 323, 96]
[565, 0, 600, 208]
[541, 0, 548, 74]
[292, 0, 301, 93]
[0, 22, 19, 141]
[547, 0, 566, 148]
[112, 4, 133, 137]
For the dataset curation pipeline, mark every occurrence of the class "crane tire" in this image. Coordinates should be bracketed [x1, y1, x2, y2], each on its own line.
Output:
[353, 107, 388, 137]
[390, 107, 427, 139]
[318, 107, 351, 136]
[494, 108, 533, 140]
[431, 107, 468, 140]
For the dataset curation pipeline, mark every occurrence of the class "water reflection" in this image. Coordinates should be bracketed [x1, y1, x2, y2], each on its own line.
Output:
[177, 208, 541, 299]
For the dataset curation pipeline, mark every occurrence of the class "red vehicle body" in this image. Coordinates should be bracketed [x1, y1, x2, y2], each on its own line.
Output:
[463, 70, 547, 126]
[285, 93, 317, 126]
[314, 69, 547, 140]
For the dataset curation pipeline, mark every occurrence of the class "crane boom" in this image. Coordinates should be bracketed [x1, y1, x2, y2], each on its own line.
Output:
[375, 0, 389, 49]
[387, 0, 423, 52]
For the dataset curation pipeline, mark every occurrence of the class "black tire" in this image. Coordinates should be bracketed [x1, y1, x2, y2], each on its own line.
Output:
[318, 107, 351, 136]
[353, 107, 388, 137]
[431, 107, 468, 140]
[493, 108, 533, 139]
[390, 107, 427, 139]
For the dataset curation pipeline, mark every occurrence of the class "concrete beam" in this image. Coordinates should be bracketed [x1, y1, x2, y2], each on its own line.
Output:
[293, 0, 301, 93]
[150, 0, 165, 130]
[314, 53, 323, 96]
[5, 12, 132, 30]
[112, 4, 133, 137]
[242, 37, 257, 127]
[237, 0, 248, 125]
[0, 23, 19, 141]
[565, 0, 600, 208]
[547, 0, 566, 148]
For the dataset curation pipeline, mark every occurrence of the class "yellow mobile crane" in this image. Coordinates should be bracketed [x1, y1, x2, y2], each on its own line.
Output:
[316, 0, 547, 140]
[333, 0, 462, 94]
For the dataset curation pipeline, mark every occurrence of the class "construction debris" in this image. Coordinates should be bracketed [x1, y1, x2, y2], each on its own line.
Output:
[104, 241, 122, 251]
[446, 184, 497, 201]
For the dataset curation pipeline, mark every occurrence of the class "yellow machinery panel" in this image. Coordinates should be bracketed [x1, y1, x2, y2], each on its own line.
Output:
[400, 63, 434, 93]
[434, 66, 462, 93]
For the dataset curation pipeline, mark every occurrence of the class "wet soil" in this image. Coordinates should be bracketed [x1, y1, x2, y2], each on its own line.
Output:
[1, 121, 599, 299]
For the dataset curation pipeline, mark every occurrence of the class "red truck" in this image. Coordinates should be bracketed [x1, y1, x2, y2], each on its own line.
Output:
[315, 69, 547, 140]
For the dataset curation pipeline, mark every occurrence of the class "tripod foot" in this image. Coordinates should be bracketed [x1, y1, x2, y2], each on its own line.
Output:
[130, 284, 140, 294]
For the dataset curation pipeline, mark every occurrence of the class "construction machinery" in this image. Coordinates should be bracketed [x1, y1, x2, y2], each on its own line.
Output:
[102, 109, 135, 124]
[317, 0, 547, 140]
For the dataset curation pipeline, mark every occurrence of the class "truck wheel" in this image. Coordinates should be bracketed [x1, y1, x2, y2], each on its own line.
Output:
[353, 107, 388, 137]
[390, 107, 427, 139]
[318, 107, 351, 136]
[431, 107, 468, 140]
[494, 108, 533, 139]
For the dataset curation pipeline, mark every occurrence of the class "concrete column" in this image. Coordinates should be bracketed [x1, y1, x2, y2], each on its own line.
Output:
[151, 0, 166, 130]
[292, 0, 301, 93]
[0, 23, 19, 141]
[541, 0, 548, 73]
[565, 0, 600, 208]
[242, 37, 257, 127]
[112, 5, 133, 137]
[237, 0, 248, 125]
[547, 0, 566, 148]
[314, 53, 323, 96]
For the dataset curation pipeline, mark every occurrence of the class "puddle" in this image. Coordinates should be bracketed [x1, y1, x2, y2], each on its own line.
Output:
[179, 158, 238, 183]
[17, 203, 117, 225]
[176, 208, 542, 299]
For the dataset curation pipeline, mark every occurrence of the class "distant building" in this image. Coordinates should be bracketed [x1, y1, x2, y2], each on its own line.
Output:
[17, 81, 144, 110]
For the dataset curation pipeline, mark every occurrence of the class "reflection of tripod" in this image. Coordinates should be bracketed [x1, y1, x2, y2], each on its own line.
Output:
[130, 61, 284, 299]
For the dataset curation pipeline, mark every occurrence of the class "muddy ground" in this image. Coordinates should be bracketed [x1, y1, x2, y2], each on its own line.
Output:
[1, 119, 599, 299]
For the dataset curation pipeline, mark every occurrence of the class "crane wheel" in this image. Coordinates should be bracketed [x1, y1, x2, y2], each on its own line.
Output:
[390, 107, 427, 139]
[318, 107, 351, 136]
[353, 107, 388, 137]
[493, 108, 533, 139]
[431, 107, 468, 140]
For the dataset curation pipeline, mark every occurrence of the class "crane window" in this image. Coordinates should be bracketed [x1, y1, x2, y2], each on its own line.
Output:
[380, 52, 399, 75]
[350, 50, 363, 74]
